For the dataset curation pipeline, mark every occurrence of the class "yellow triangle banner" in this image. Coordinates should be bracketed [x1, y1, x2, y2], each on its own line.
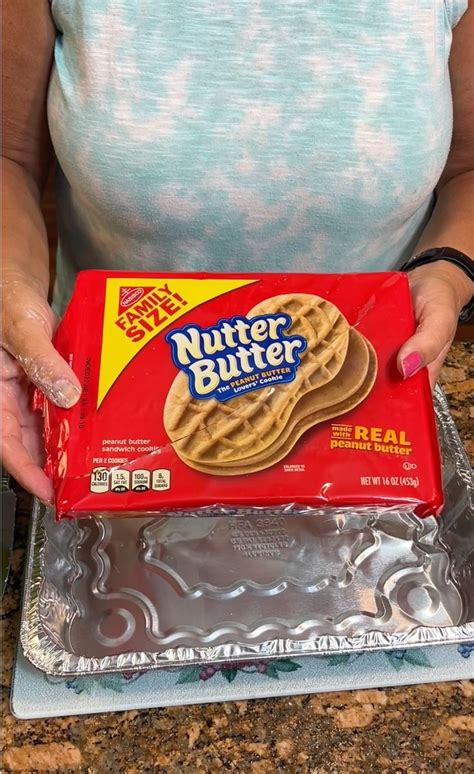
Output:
[98, 277, 255, 405]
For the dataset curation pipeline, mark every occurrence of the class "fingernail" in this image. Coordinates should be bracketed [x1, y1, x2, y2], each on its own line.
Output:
[401, 352, 423, 379]
[52, 379, 81, 408]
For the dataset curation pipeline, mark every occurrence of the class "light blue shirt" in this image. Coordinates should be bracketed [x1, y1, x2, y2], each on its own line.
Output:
[48, 0, 468, 310]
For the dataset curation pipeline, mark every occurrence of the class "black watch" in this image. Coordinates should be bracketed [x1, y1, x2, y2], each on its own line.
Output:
[400, 247, 474, 322]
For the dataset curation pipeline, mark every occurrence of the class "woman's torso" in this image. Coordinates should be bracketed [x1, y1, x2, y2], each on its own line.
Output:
[48, 0, 467, 309]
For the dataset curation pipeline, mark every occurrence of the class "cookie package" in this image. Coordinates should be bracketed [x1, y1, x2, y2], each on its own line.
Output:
[36, 271, 443, 519]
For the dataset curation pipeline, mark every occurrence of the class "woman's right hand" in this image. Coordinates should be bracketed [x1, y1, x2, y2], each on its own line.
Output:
[1, 273, 81, 502]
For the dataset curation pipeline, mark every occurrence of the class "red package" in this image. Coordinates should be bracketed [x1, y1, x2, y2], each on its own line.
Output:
[38, 271, 443, 518]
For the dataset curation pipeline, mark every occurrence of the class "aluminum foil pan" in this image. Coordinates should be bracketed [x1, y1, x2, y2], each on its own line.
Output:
[21, 388, 473, 676]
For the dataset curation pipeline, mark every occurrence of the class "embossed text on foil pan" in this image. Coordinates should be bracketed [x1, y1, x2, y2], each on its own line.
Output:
[21, 388, 474, 676]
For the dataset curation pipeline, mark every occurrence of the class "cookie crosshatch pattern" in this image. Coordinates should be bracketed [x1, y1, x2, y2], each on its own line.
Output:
[164, 293, 377, 475]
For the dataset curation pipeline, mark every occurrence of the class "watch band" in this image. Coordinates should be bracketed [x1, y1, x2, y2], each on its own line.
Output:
[399, 247, 474, 322]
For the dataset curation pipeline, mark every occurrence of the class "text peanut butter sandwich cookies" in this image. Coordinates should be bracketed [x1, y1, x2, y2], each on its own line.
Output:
[38, 271, 443, 519]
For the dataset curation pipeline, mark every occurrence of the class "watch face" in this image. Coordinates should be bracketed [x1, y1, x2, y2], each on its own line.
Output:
[419, 248, 442, 258]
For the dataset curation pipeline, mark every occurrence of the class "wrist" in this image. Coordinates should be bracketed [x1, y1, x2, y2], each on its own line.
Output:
[1, 266, 49, 298]
[401, 247, 474, 320]
[429, 260, 474, 309]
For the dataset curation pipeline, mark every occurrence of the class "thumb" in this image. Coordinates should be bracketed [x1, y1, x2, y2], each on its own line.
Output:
[397, 302, 457, 379]
[4, 319, 81, 408]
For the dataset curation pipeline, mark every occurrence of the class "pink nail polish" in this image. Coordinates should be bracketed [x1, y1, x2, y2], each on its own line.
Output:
[402, 352, 423, 378]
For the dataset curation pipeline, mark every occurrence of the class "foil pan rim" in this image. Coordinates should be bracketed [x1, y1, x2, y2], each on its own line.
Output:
[20, 387, 474, 677]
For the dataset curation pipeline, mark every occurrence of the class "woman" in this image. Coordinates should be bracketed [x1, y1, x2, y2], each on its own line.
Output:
[2, 1, 473, 503]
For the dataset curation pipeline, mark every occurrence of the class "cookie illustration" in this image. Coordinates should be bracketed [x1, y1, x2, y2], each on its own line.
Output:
[179, 333, 377, 475]
[164, 295, 350, 461]
[164, 293, 377, 475]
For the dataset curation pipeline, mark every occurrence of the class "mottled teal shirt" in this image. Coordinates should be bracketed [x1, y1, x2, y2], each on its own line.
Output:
[48, 1, 468, 309]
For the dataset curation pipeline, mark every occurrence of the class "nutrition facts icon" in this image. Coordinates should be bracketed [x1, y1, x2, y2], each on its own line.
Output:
[111, 470, 130, 493]
[132, 470, 151, 492]
[90, 467, 110, 494]
[152, 469, 171, 491]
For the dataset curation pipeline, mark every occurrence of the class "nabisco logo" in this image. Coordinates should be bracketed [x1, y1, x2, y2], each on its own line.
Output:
[121, 287, 144, 308]
[118, 286, 156, 315]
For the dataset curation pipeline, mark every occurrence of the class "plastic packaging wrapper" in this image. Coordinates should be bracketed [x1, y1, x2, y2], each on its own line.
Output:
[21, 388, 473, 676]
[36, 271, 442, 518]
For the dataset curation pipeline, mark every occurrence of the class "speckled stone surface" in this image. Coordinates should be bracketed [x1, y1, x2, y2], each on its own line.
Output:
[1, 342, 472, 773]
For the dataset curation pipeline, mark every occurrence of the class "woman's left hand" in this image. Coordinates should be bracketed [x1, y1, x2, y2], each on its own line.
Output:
[397, 261, 473, 389]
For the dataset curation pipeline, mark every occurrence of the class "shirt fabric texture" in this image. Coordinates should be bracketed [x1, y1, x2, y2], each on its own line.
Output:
[48, 0, 468, 310]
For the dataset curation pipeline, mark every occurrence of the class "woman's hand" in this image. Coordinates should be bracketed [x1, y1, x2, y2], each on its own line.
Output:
[1, 273, 82, 502]
[398, 261, 473, 388]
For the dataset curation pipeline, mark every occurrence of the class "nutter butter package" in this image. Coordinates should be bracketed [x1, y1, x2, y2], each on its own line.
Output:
[38, 271, 443, 519]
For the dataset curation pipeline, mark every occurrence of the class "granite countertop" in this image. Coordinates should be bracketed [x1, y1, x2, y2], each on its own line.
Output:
[1, 342, 472, 773]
